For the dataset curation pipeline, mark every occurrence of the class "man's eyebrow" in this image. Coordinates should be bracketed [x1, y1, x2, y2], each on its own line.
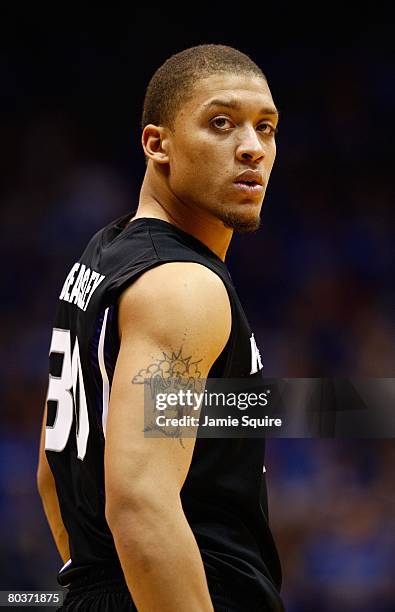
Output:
[203, 98, 279, 115]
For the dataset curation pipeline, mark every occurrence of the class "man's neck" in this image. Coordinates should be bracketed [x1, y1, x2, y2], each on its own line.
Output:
[133, 168, 233, 262]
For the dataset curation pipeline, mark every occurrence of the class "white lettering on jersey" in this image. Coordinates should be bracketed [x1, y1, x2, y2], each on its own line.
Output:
[59, 262, 105, 311]
[59, 263, 80, 301]
[69, 264, 86, 304]
[250, 333, 263, 375]
[77, 268, 93, 310]
[83, 271, 105, 311]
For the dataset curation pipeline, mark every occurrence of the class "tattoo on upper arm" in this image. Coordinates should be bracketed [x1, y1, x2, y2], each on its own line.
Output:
[132, 348, 204, 443]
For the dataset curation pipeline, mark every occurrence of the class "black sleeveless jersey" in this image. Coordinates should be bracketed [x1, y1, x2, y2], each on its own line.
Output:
[45, 214, 282, 601]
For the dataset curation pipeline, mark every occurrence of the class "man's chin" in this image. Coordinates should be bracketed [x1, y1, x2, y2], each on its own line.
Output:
[220, 209, 261, 233]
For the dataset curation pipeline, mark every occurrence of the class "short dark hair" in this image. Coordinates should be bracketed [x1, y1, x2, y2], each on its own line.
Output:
[141, 44, 266, 130]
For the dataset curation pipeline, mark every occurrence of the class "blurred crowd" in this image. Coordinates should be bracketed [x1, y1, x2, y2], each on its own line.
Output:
[267, 439, 395, 611]
[0, 22, 394, 611]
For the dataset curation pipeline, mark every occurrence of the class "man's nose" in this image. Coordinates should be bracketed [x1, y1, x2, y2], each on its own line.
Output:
[236, 126, 265, 163]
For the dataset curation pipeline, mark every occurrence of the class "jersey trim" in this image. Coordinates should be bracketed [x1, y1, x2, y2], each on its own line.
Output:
[98, 307, 110, 436]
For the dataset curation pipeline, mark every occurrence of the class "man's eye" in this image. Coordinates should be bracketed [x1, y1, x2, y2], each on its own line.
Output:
[257, 123, 277, 136]
[211, 117, 232, 130]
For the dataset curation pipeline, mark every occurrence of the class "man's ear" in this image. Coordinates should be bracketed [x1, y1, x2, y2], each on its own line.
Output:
[141, 124, 170, 164]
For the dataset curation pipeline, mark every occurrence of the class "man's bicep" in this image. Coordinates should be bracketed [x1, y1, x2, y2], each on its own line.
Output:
[105, 262, 231, 518]
[104, 335, 198, 516]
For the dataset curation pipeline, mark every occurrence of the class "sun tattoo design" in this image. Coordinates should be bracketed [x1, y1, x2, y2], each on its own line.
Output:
[132, 348, 204, 443]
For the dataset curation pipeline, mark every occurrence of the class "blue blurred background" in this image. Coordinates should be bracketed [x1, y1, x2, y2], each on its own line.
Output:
[1, 9, 394, 611]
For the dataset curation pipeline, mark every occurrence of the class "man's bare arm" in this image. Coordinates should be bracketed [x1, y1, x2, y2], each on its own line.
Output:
[37, 405, 70, 563]
[105, 262, 231, 612]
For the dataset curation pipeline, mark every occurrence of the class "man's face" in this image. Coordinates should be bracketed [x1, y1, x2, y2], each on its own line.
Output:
[165, 72, 278, 232]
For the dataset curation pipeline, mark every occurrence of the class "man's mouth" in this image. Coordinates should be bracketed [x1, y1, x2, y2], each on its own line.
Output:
[233, 169, 264, 194]
[233, 180, 263, 194]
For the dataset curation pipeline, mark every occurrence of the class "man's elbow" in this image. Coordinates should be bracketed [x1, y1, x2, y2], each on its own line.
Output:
[105, 493, 146, 535]
[105, 488, 180, 540]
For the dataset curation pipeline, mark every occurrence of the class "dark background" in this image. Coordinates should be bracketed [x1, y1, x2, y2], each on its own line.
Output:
[1, 9, 394, 611]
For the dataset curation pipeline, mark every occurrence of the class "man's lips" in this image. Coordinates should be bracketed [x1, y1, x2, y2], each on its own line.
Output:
[233, 170, 264, 195]
[233, 181, 264, 195]
[234, 169, 264, 186]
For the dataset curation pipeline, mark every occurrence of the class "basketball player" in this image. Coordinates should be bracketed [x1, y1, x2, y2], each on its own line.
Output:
[37, 44, 284, 611]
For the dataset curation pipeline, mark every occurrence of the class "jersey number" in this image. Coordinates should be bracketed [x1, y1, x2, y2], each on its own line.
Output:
[45, 328, 89, 460]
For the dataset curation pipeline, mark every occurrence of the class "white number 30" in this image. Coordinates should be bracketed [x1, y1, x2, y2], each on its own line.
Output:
[45, 328, 89, 460]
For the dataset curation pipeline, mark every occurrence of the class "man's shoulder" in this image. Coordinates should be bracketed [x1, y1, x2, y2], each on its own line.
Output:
[86, 216, 232, 304]
[118, 261, 232, 356]
[120, 261, 230, 317]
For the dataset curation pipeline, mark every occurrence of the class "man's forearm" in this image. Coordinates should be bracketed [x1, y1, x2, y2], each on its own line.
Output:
[37, 405, 70, 563]
[108, 500, 214, 612]
[39, 481, 70, 563]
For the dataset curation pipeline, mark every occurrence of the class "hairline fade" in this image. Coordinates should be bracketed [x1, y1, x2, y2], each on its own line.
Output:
[141, 44, 267, 131]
